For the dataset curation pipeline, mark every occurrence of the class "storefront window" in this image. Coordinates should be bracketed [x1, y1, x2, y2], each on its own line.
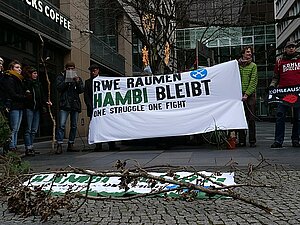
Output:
[254, 35, 265, 44]
[242, 27, 253, 36]
[254, 26, 265, 35]
[242, 36, 253, 45]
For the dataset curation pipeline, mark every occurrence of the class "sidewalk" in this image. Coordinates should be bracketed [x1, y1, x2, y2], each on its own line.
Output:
[2, 121, 300, 225]
[22, 121, 300, 171]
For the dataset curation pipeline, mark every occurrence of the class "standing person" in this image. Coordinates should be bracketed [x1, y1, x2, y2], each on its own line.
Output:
[56, 61, 84, 154]
[84, 64, 119, 151]
[237, 46, 258, 147]
[2, 60, 29, 152]
[23, 67, 52, 155]
[270, 41, 300, 148]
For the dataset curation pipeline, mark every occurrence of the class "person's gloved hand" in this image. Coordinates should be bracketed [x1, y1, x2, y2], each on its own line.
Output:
[268, 86, 276, 94]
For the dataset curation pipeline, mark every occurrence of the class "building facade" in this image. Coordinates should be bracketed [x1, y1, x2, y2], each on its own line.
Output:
[176, 0, 277, 118]
[176, 24, 276, 117]
[275, 0, 300, 49]
[0, 0, 130, 139]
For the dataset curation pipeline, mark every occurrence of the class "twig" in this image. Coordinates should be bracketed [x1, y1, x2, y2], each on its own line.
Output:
[38, 34, 56, 151]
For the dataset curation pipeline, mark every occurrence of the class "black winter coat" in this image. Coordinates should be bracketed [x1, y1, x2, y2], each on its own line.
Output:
[2, 71, 26, 110]
[84, 77, 94, 118]
[23, 78, 46, 110]
[56, 71, 84, 112]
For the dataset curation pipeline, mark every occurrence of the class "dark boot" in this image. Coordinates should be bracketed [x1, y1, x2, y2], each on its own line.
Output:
[67, 143, 79, 152]
[67, 143, 74, 152]
[55, 144, 63, 154]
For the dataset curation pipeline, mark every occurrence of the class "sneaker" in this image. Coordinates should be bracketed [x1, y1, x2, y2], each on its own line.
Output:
[271, 142, 282, 148]
[292, 141, 300, 147]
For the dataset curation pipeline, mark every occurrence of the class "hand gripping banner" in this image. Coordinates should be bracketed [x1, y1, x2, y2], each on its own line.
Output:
[268, 86, 300, 107]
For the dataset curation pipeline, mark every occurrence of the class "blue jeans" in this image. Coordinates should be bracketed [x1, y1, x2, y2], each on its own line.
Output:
[274, 104, 300, 144]
[9, 109, 23, 149]
[24, 109, 40, 149]
[56, 110, 79, 144]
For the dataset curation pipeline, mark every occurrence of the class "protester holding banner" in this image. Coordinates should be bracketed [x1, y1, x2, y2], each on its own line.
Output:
[84, 64, 119, 151]
[56, 61, 84, 154]
[237, 46, 258, 148]
[270, 41, 300, 148]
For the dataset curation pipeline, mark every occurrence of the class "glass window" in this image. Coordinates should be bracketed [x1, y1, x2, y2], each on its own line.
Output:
[242, 36, 253, 45]
[207, 40, 218, 47]
[254, 35, 265, 44]
[254, 26, 265, 35]
[177, 41, 184, 48]
[231, 46, 240, 60]
[266, 35, 276, 43]
[242, 27, 253, 36]
[266, 25, 275, 34]
[220, 47, 230, 63]
[219, 38, 230, 47]
[231, 37, 241, 46]
[254, 44, 266, 65]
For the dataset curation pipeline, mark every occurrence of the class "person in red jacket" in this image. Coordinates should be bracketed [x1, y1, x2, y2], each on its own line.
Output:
[270, 41, 300, 148]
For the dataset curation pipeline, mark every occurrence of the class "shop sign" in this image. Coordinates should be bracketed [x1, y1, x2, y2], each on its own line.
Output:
[24, 0, 71, 30]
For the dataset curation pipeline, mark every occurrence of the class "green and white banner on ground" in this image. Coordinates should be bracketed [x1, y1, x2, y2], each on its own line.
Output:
[89, 60, 247, 143]
[24, 172, 235, 198]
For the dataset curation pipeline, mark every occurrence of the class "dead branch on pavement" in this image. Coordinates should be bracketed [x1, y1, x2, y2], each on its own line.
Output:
[0, 156, 279, 222]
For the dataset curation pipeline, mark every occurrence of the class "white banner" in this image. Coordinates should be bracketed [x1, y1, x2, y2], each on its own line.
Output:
[89, 60, 247, 143]
[24, 171, 235, 198]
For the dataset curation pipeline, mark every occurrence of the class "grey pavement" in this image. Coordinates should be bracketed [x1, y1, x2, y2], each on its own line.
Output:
[1, 121, 300, 224]
[19, 121, 300, 171]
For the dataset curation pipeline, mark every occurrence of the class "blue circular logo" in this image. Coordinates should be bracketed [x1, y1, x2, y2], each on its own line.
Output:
[190, 68, 208, 80]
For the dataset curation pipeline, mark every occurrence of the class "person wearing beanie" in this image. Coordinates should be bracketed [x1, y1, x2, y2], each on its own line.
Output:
[23, 66, 52, 155]
[84, 64, 119, 151]
[55, 61, 84, 154]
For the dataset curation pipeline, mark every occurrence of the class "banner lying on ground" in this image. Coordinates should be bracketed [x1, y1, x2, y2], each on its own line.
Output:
[268, 85, 300, 107]
[89, 60, 248, 143]
[24, 172, 235, 198]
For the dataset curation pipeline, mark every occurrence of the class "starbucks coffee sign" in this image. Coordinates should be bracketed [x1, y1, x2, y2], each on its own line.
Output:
[25, 0, 71, 30]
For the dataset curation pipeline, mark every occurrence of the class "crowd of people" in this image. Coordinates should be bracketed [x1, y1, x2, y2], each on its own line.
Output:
[0, 59, 120, 155]
[0, 41, 299, 155]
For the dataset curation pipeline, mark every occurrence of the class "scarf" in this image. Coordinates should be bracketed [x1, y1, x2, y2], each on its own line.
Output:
[7, 70, 24, 81]
[238, 58, 252, 67]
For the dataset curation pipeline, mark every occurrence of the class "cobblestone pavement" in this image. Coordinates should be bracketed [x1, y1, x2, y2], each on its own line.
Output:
[1, 170, 300, 225]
